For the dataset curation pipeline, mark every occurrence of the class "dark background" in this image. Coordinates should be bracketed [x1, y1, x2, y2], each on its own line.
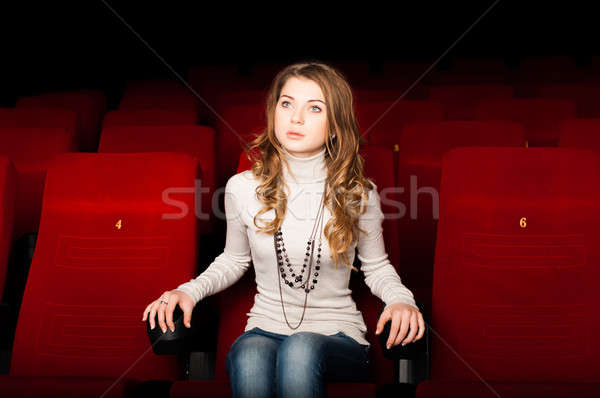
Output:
[2, 1, 598, 103]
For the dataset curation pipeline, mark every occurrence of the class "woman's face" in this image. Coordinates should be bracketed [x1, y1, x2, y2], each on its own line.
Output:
[274, 76, 328, 158]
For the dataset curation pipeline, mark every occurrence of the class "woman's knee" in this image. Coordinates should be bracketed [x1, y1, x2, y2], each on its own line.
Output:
[226, 334, 279, 377]
[277, 332, 326, 369]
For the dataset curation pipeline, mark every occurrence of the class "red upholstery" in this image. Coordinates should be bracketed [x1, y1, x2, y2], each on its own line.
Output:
[0, 107, 78, 136]
[558, 119, 600, 152]
[188, 65, 268, 124]
[427, 84, 514, 120]
[474, 99, 577, 146]
[0, 127, 77, 239]
[98, 125, 216, 234]
[537, 84, 600, 118]
[355, 100, 445, 148]
[395, 121, 526, 310]
[416, 381, 600, 398]
[0, 375, 139, 398]
[103, 109, 199, 127]
[214, 103, 266, 189]
[16, 90, 107, 152]
[416, 147, 600, 397]
[0, 156, 17, 297]
[4, 153, 200, 396]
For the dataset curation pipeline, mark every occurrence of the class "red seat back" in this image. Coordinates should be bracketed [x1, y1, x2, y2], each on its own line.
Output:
[474, 99, 577, 146]
[10, 153, 199, 381]
[559, 119, 600, 152]
[17, 90, 107, 152]
[98, 125, 216, 234]
[395, 121, 526, 309]
[103, 109, 199, 127]
[0, 156, 17, 296]
[427, 84, 514, 120]
[0, 127, 77, 238]
[431, 147, 600, 382]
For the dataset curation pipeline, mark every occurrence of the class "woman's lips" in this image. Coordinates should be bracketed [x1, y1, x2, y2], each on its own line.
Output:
[286, 131, 304, 140]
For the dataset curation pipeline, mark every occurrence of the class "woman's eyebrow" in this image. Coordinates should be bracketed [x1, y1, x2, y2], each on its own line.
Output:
[281, 94, 326, 105]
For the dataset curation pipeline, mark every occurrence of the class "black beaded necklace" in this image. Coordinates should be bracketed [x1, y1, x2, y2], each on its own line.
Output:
[274, 185, 327, 330]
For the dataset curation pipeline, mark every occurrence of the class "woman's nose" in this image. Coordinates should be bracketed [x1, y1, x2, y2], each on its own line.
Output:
[291, 109, 304, 125]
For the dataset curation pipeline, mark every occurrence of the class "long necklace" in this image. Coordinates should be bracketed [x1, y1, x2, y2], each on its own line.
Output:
[274, 186, 326, 330]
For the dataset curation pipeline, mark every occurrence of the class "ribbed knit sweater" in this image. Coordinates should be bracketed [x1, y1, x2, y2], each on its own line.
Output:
[175, 146, 417, 346]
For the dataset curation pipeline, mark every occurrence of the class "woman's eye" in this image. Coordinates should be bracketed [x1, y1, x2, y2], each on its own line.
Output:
[311, 105, 321, 112]
[281, 101, 290, 108]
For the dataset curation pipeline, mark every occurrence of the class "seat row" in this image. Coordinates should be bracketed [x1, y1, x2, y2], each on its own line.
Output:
[1, 145, 599, 397]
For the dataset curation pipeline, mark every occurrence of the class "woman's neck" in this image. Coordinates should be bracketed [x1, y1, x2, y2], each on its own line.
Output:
[281, 146, 327, 184]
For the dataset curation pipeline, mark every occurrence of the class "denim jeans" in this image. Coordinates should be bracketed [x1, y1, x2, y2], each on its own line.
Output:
[225, 327, 371, 398]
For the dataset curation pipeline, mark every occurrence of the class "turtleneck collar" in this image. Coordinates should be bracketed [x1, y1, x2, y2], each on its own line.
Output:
[281, 146, 327, 184]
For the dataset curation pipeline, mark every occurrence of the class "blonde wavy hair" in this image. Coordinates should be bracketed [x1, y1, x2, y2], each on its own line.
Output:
[244, 61, 374, 272]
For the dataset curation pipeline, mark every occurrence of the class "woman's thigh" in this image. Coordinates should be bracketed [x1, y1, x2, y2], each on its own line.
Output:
[277, 331, 370, 382]
[225, 328, 282, 396]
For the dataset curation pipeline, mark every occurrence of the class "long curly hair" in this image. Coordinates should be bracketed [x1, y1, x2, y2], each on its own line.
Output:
[244, 61, 374, 272]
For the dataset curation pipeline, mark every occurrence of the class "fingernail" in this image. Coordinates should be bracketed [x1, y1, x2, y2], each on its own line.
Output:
[162, 328, 166, 333]
[170, 327, 174, 332]
[151, 325, 155, 330]
[386, 344, 391, 349]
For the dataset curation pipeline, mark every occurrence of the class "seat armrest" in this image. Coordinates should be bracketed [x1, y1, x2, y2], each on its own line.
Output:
[377, 300, 431, 384]
[145, 297, 218, 355]
[377, 300, 428, 360]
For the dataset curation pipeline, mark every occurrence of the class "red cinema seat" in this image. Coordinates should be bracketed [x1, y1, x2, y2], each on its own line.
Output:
[188, 65, 268, 124]
[16, 90, 107, 152]
[416, 147, 600, 398]
[0, 153, 200, 397]
[214, 103, 266, 190]
[474, 98, 577, 146]
[395, 121, 526, 310]
[558, 119, 600, 152]
[98, 125, 216, 235]
[427, 84, 514, 120]
[537, 83, 600, 118]
[356, 100, 445, 149]
[0, 107, 78, 136]
[169, 148, 409, 398]
[0, 127, 78, 239]
[0, 157, 17, 297]
[103, 109, 199, 127]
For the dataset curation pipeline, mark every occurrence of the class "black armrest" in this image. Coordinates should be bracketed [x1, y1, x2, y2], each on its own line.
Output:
[377, 300, 429, 361]
[145, 298, 218, 355]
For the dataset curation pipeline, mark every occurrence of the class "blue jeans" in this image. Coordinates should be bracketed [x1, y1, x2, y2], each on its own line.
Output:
[225, 327, 371, 398]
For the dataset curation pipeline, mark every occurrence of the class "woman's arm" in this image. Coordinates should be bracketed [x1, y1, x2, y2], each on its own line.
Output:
[357, 184, 418, 310]
[175, 174, 252, 306]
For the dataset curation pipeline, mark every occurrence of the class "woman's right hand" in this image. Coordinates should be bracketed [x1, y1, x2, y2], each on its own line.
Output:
[141, 289, 194, 332]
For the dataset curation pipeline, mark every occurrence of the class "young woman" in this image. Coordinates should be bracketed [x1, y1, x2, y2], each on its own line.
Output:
[142, 61, 425, 397]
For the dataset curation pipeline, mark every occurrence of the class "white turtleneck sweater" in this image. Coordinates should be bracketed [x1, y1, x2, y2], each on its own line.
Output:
[175, 146, 417, 347]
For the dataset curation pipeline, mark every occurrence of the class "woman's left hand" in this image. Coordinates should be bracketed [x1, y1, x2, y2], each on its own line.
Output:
[375, 302, 425, 349]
